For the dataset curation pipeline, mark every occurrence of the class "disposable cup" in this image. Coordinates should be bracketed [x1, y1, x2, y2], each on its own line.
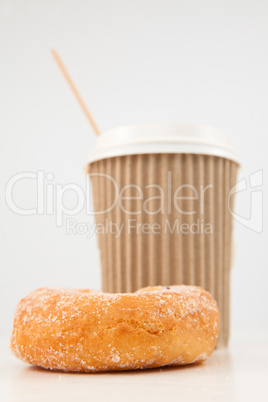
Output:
[86, 123, 240, 347]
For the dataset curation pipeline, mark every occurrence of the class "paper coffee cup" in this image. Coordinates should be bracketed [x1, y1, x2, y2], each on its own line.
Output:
[86, 123, 240, 348]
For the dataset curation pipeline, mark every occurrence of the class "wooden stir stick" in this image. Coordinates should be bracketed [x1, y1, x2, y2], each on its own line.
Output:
[51, 49, 101, 136]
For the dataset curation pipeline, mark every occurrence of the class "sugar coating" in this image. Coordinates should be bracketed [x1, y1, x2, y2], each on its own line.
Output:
[10, 286, 219, 372]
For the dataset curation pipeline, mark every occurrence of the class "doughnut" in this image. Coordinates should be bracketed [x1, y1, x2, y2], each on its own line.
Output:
[10, 286, 219, 372]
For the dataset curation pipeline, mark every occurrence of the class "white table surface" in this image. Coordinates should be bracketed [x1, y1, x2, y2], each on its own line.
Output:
[1, 330, 268, 402]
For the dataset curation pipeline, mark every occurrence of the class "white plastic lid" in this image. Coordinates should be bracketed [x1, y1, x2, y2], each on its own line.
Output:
[87, 122, 240, 165]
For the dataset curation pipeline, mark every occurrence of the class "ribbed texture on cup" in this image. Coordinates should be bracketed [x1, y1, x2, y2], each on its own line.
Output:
[89, 154, 238, 348]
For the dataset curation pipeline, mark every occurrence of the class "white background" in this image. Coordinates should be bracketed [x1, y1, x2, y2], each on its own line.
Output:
[1, 0, 267, 339]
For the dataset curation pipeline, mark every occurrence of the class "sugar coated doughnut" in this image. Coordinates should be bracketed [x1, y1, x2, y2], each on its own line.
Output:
[10, 286, 219, 372]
